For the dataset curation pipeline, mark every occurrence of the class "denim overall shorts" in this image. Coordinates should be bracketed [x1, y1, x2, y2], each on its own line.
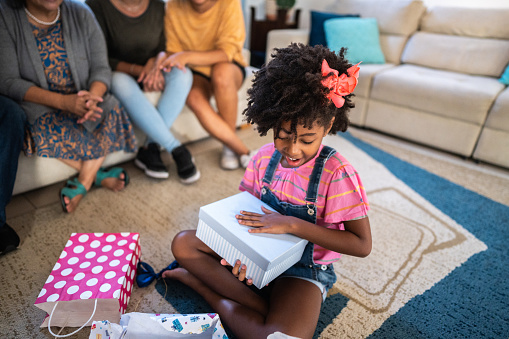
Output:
[260, 146, 338, 298]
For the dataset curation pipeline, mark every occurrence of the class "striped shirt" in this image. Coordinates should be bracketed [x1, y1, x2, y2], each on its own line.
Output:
[239, 143, 369, 265]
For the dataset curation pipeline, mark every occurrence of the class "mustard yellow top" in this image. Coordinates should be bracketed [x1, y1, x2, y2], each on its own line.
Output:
[165, 0, 246, 77]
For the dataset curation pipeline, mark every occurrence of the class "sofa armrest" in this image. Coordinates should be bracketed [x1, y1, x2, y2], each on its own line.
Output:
[266, 29, 309, 62]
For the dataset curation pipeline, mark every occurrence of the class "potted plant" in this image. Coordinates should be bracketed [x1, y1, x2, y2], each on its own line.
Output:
[276, 0, 296, 10]
[275, 0, 295, 22]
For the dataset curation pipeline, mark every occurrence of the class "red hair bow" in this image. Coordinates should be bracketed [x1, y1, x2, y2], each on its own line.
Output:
[321, 59, 361, 108]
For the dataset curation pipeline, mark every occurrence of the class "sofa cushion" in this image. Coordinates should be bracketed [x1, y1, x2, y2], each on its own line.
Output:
[325, 18, 385, 64]
[420, 7, 509, 40]
[308, 11, 359, 47]
[333, 0, 424, 36]
[402, 32, 509, 77]
[332, 0, 425, 64]
[473, 87, 509, 167]
[472, 128, 509, 168]
[365, 100, 483, 157]
[409, 6, 509, 78]
[370, 64, 505, 125]
[354, 63, 395, 98]
[483, 87, 509, 132]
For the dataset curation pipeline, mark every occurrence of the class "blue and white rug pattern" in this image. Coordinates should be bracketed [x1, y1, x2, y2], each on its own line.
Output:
[319, 133, 509, 338]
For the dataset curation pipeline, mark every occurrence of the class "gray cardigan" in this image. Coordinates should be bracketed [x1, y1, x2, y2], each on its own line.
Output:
[0, 0, 115, 131]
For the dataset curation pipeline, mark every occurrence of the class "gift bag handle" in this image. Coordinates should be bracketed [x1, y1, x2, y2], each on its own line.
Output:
[47, 298, 98, 338]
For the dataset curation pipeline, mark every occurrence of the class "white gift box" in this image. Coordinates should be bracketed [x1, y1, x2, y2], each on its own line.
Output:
[196, 191, 308, 289]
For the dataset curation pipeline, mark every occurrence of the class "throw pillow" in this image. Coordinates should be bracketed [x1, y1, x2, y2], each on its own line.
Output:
[309, 11, 360, 47]
[324, 18, 385, 64]
[500, 64, 509, 85]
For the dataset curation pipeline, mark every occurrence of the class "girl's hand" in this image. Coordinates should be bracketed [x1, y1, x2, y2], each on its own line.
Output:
[138, 58, 165, 91]
[220, 258, 253, 286]
[159, 52, 189, 72]
[236, 206, 296, 234]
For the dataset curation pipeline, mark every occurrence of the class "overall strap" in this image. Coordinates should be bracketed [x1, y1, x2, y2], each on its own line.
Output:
[305, 146, 336, 205]
[262, 149, 283, 185]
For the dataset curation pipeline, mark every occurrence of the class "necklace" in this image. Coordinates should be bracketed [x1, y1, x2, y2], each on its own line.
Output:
[24, 6, 60, 26]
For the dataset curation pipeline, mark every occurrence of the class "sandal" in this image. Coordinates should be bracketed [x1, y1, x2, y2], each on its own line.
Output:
[94, 167, 130, 188]
[60, 178, 87, 213]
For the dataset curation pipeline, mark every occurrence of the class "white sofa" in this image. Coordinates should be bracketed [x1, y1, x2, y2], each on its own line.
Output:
[266, 0, 509, 168]
[13, 52, 256, 195]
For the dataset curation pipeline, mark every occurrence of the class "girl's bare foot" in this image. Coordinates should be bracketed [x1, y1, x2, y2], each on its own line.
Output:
[162, 266, 269, 317]
[161, 267, 193, 283]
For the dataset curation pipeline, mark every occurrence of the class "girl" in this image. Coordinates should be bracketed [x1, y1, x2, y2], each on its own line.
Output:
[163, 43, 372, 338]
[158, 0, 253, 170]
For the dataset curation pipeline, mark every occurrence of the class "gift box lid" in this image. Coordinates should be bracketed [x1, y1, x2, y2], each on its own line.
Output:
[198, 192, 307, 270]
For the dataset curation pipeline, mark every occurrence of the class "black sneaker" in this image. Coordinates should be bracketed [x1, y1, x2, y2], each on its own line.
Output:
[0, 223, 20, 256]
[172, 145, 200, 184]
[134, 143, 169, 179]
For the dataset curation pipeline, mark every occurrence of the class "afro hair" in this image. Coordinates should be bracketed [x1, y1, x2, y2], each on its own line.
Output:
[243, 43, 356, 139]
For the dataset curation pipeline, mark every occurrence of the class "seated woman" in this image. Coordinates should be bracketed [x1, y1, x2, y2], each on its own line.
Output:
[158, 0, 253, 170]
[0, 0, 137, 213]
[86, 0, 199, 183]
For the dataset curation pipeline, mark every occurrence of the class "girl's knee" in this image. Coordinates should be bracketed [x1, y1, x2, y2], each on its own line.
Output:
[171, 230, 197, 256]
[210, 72, 231, 90]
[164, 67, 193, 88]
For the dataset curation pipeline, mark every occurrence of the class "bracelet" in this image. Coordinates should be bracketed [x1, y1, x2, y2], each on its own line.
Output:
[129, 63, 136, 74]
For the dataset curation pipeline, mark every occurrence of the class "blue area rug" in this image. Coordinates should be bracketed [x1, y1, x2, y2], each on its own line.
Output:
[155, 133, 509, 338]
[343, 133, 509, 338]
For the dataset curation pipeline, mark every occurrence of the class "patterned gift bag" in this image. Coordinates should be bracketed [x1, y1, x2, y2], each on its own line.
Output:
[34, 233, 141, 336]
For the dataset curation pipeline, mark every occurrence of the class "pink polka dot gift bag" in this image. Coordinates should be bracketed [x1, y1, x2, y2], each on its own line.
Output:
[34, 232, 141, 337]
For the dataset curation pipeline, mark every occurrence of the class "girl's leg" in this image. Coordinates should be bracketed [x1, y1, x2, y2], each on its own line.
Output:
[186, 76, 250, 156]
[164, 230, 268, 316]
[166, 265, 323, 339]
[156, 67, 193, 148]
[111, 71, 180, 153]
[210, 62, 244, 130]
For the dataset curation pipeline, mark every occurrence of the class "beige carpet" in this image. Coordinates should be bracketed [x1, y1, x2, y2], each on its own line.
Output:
[1, 127, 508, 338]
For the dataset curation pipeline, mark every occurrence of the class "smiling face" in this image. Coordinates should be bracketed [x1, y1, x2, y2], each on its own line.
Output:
[274, 119, 333, 168]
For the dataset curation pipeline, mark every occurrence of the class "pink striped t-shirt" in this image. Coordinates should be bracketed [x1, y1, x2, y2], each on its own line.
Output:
[239, 143, 369, 265]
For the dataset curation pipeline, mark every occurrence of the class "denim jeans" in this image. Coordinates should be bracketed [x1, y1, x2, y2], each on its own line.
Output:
[0, 96, 26, 226]
[111, 67, 193, 153]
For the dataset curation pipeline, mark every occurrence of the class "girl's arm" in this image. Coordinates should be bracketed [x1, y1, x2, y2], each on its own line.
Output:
[139, 53, 167, 91]
[158, 50, 228, 72]
[291, 216, 372, 258]
[236, 207, 372, 258]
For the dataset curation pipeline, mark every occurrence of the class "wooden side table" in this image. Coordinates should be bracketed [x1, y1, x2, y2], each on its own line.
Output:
[249, 7, 300, 67]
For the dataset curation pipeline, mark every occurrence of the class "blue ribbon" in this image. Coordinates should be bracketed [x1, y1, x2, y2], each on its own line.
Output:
[136, 260, 179, 288]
